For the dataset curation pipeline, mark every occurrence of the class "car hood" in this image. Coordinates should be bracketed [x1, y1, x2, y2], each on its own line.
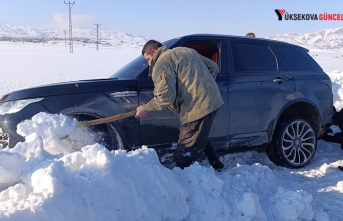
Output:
[1, 78, 138, 102]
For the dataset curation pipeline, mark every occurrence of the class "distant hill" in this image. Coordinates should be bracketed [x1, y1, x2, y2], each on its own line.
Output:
[2, 23, 343, 50]
[0, 24, 149, 46]
[266, 27, 343, 51]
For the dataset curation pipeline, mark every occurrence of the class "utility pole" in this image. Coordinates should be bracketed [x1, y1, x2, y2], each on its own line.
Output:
[64, 1, 75, 53]
[94, 23, 100, 50]
[63, 30, 67, 47]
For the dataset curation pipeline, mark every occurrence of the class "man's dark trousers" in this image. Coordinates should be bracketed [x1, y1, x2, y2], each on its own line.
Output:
[175, 109, 223, 169]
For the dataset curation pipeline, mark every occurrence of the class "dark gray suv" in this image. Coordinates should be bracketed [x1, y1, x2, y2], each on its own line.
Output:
[0, 34, 333, 168]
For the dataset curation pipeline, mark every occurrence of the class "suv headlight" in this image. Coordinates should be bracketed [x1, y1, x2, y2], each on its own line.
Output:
[0, 98, 43, 115]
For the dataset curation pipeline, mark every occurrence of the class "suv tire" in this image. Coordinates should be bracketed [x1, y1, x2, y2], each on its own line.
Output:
[70, 114, 124, 151]
[267, 117, 317, 168]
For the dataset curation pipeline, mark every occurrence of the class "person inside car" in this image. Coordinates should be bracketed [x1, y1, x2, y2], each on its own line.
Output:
[135, 40, 225, 171]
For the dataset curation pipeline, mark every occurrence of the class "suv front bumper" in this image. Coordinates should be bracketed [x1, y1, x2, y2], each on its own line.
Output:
[0, 101, 48, 148]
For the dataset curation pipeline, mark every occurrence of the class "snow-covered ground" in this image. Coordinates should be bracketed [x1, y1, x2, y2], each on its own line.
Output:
[0, 41, 140, 96]
[0, 41, 343, 221]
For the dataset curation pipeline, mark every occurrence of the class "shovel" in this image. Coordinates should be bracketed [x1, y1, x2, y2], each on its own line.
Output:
[77, 110, 136, 127]
[60, 110, 136, 140]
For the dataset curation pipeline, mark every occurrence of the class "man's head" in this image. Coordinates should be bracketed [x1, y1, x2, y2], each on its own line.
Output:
[246, 32, 255, 38]
[142, 40, 162, 66]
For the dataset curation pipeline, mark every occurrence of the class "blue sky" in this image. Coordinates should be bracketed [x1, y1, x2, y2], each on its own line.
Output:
[0, 0, 343, 41]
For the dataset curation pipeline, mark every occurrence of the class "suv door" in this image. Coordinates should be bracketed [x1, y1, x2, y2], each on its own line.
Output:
[181, 39, 230, 149]
[227, 40, 296, 148]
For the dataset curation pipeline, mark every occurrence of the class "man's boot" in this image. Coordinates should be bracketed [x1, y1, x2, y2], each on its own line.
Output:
[205, 141, 225, 172]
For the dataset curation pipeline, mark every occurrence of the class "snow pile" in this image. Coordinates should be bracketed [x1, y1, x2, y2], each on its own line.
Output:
[269, 187, 314, 221]
[327, 70, 343, 111]
[1, 113, 189, 220]
[0, 113, 323, 221]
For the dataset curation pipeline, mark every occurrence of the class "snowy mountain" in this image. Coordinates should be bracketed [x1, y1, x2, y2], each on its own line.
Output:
[267, 27, 343, 51]
[2, 23, 343, 50]
[0, 24, 149, 45]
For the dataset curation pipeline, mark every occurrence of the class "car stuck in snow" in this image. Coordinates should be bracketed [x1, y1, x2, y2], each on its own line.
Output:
[0, 34, 333, 168]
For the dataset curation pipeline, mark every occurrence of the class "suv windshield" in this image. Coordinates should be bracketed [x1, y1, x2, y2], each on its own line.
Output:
[110, 38, 179, 79]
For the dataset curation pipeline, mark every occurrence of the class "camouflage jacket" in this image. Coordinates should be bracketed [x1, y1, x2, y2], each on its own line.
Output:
[143, 46, 224, 124]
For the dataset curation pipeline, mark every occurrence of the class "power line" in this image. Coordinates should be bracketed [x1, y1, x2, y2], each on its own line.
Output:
[94, 23, 101, 50]
[64, 1, 75, 53]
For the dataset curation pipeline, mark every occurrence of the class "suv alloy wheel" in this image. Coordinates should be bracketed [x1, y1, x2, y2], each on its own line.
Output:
[267, 117, 317, 168]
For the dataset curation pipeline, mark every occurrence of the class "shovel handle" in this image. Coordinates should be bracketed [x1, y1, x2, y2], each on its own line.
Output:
[78, 110, 136, 127]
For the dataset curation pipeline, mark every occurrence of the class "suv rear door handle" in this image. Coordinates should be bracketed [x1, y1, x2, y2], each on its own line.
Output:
[273, 77, 288, 84]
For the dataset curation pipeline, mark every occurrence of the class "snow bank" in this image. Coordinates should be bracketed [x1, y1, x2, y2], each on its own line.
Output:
[0, 113, 323, 220]
[328, 70, 343, 111]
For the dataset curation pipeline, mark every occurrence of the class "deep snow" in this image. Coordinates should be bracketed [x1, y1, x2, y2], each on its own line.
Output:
[0, 41, 343, 221]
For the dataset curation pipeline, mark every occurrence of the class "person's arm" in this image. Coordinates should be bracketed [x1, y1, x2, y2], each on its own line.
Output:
[139, 64, 176, 114]
[200, 55, 219, 79]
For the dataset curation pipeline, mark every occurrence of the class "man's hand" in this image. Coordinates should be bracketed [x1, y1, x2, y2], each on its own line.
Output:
[135, 105, 148, 118]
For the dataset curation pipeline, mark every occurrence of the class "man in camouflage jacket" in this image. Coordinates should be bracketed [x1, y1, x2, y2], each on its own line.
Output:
[136, 40, 225, 171]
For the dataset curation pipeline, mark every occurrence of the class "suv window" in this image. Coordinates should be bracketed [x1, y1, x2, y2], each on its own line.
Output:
[274, 45, 316, 72]
[185, 42, 221, 72]
[231, 42, 277, 72]
[186, 43, 219, 64]
[110, 38, 178, 79]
